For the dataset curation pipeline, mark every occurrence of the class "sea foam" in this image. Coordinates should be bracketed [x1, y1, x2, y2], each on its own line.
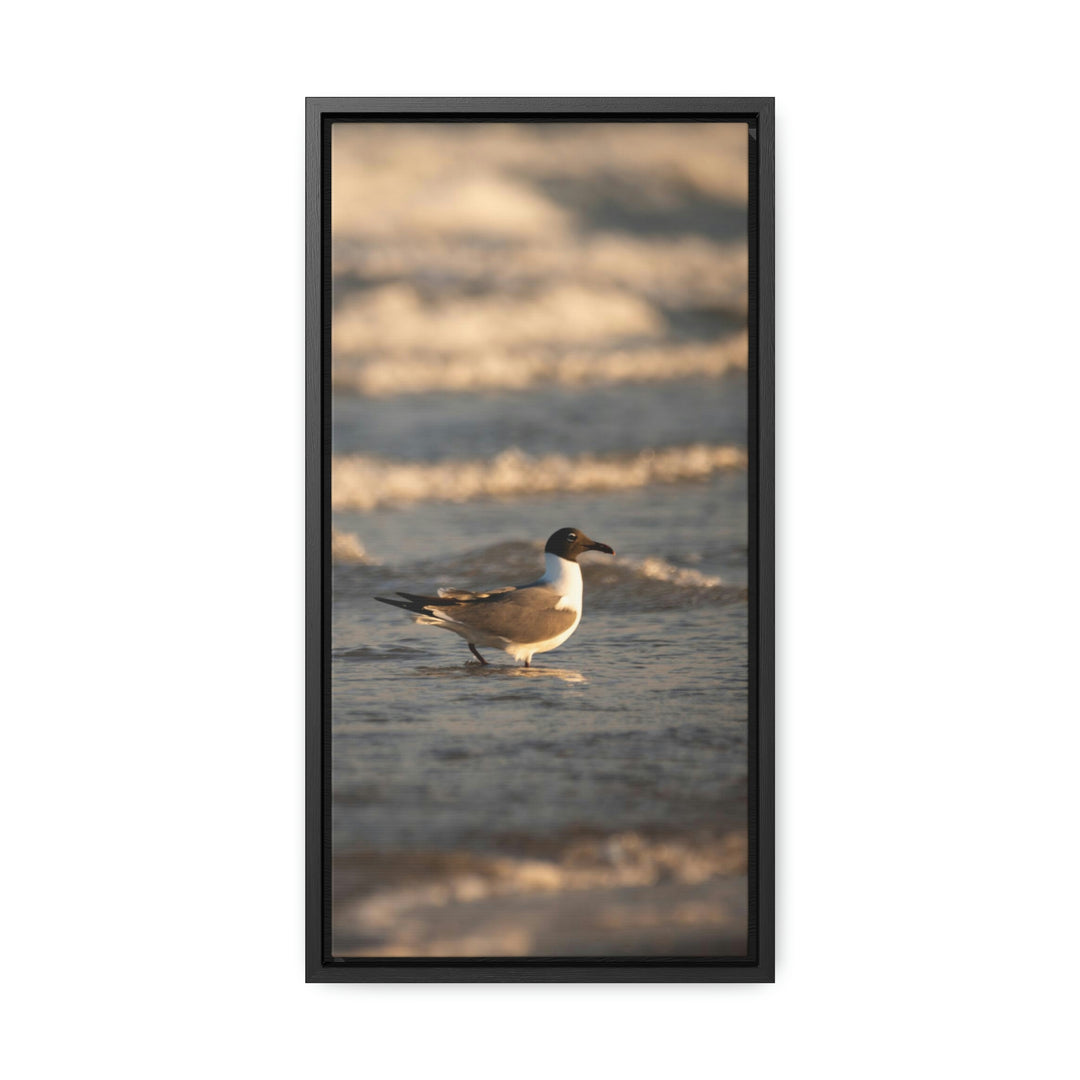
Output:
[332, 333, 747, 397]
[333, 282, 664, 357]
[330, 528, 370, 564]
[331, 443, 747, 511]
[332, 235, 748, 314]
[331, 122, 748, 243]
[333, 830, 748, 957]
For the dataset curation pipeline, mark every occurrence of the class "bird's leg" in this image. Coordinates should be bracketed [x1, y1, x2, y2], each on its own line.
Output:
[524, 658, 531, 668]
[468, 643, 488, 665]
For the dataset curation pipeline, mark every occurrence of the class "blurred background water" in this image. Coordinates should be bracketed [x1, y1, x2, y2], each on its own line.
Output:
[330, 122, 750, 957]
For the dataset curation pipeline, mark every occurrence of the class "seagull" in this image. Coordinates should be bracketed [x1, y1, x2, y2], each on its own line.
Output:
[374, 527, 615, 667]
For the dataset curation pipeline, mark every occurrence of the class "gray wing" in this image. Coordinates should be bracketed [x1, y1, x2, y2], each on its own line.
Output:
[439, 585, 576, 642]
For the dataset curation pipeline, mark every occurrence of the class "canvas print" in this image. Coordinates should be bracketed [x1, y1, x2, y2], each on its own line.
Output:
[329, 121, 751, 958]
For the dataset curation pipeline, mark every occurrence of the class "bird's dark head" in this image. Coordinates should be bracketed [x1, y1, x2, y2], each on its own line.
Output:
[545, 527, 615, 562]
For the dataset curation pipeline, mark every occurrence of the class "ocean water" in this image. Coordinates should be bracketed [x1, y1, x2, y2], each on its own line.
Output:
[329, 122, 750, 957]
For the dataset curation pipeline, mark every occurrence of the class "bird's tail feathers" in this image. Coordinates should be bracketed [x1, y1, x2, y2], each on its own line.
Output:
[374, 591, 456, 615]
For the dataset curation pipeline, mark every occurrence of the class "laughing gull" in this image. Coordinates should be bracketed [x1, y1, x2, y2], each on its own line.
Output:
[374, 527, 615, 666]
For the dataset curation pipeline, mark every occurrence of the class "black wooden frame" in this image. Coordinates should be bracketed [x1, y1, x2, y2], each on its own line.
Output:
[306, 98, 774, 982]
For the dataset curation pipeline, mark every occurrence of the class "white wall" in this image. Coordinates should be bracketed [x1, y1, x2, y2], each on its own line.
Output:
[3, 3, 1077, 1077]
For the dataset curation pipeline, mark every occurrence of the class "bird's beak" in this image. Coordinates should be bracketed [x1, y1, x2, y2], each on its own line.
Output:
[588, 540, 615, 555]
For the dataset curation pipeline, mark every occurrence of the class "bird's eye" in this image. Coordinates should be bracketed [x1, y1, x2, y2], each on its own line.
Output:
[568, 532, 577, 541]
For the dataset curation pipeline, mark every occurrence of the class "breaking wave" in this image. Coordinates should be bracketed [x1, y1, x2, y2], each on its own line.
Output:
[331, 442, 747, 511]
[331, 122, 748, 243]
[618, 556, 722, 589]
[332, 235, 748, 314]
[332, 333, 747, 397]
[574, 555, 745, 610]
[332, 282, 664, 357]
[330, 528, 371, 564]
[332, 830, 747, 957]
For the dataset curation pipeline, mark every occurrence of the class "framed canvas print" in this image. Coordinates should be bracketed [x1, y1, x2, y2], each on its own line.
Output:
[306, 98, 774, 982]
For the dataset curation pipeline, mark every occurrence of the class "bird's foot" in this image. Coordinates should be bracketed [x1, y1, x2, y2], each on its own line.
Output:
[468, 644, 488, 665]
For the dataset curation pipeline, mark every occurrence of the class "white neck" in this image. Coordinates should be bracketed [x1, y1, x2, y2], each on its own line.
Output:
[538, 553, 583, 610]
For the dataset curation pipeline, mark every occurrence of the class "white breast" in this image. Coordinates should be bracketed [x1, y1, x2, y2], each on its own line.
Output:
[537, 552, 583, 613]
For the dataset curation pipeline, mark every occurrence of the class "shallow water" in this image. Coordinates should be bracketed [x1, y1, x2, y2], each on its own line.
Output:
[328, 120, 750, 957]
[332, 371, 747, 461]
[333, 544, 747, 847]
